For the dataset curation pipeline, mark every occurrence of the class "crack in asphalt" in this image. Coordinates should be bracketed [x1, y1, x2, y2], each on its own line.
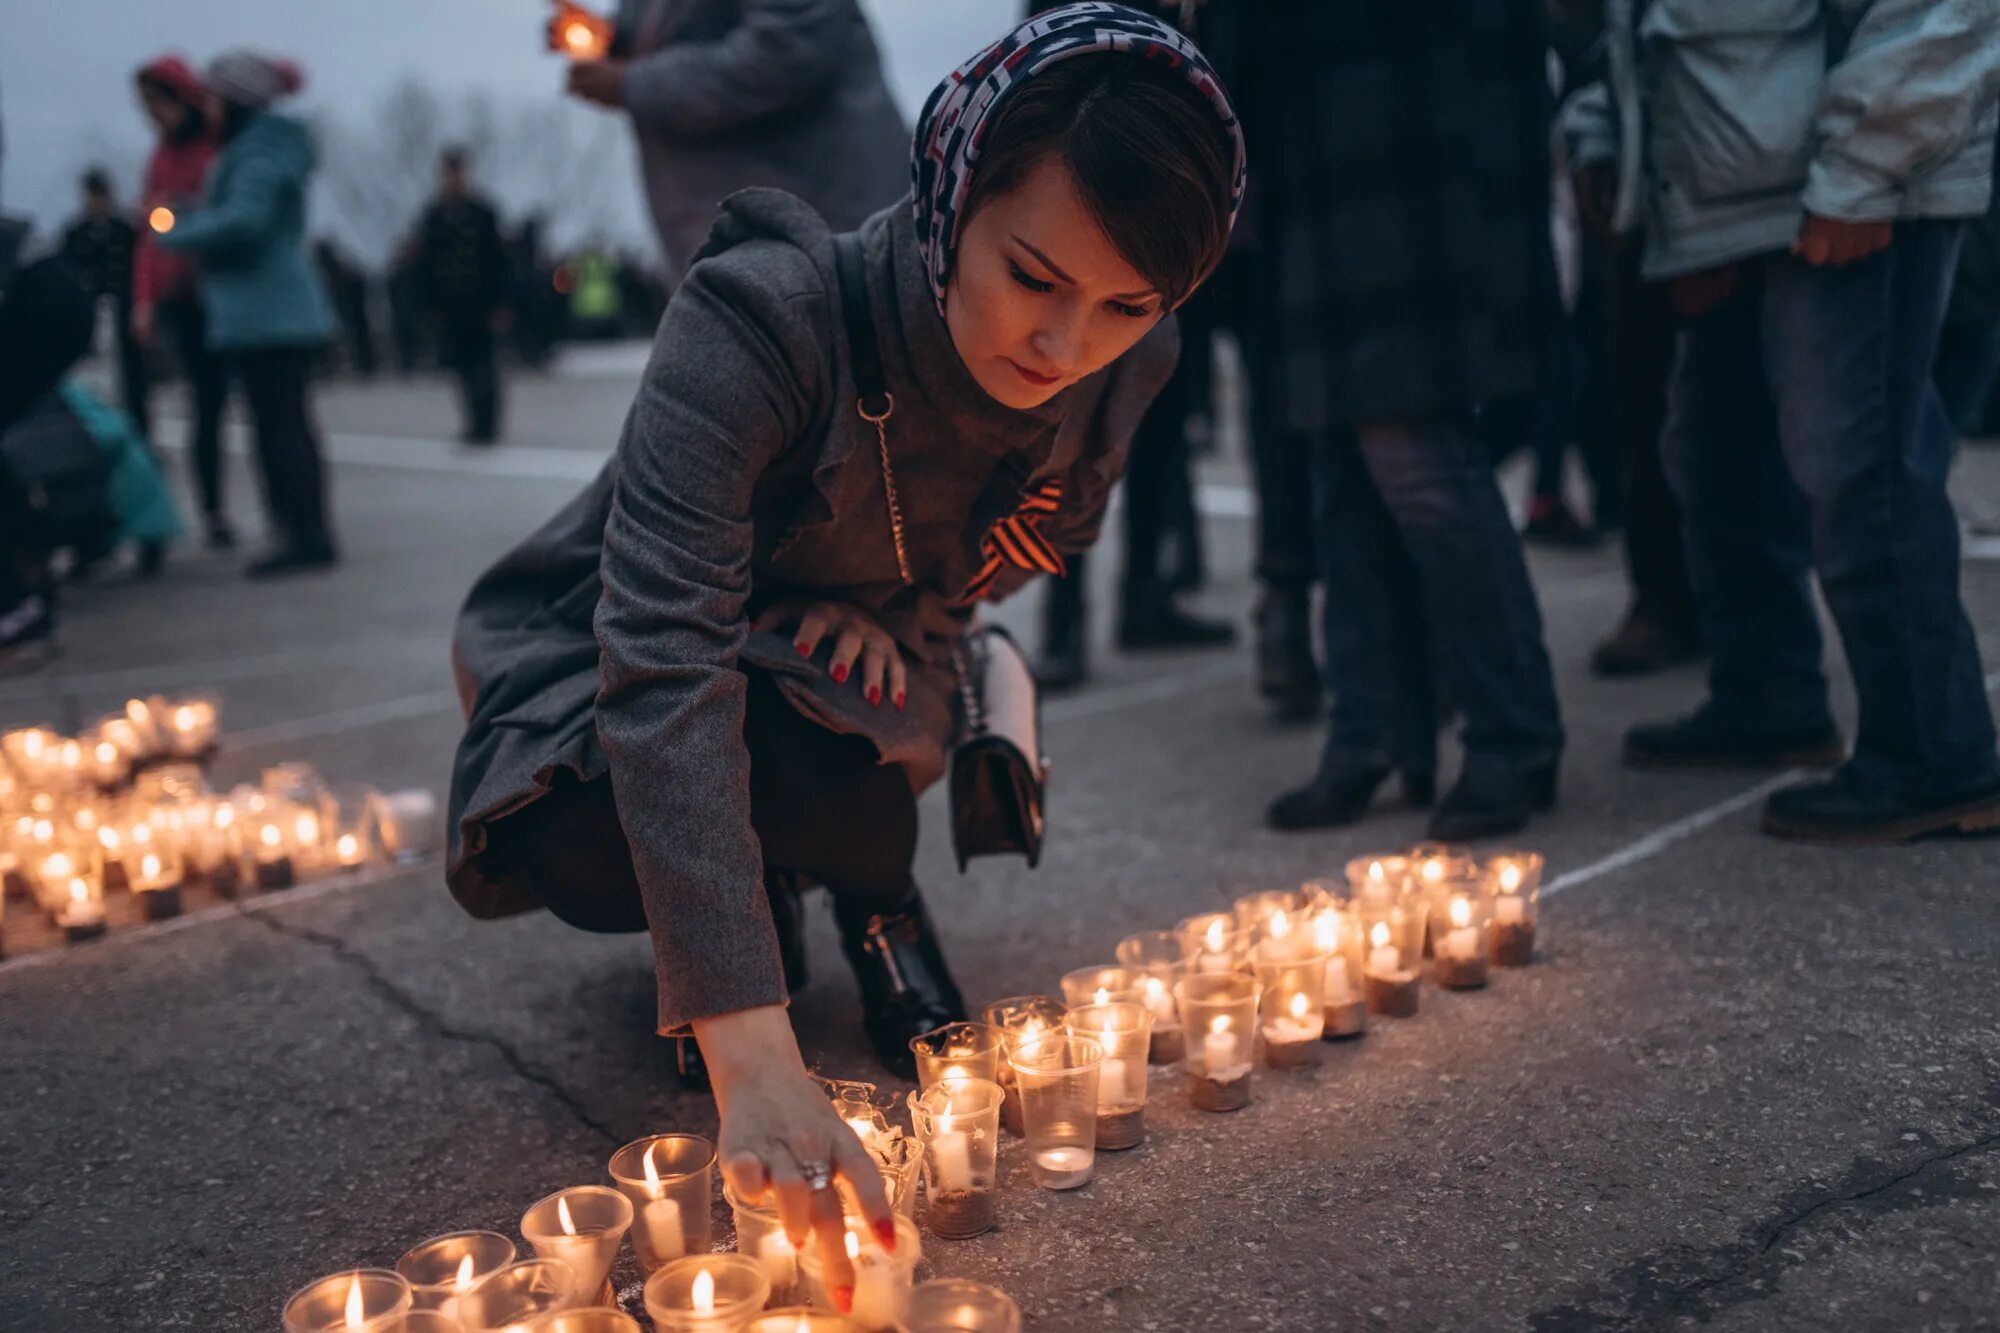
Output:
[1528, 1127, 2000, 1330]
[247, 911, 623, 1148]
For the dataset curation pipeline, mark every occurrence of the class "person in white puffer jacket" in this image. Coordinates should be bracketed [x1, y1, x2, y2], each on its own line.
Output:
[1567, 0, 2000, 842]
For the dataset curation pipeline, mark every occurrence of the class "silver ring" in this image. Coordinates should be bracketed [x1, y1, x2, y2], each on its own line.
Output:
[800, 1160, 834, 1193]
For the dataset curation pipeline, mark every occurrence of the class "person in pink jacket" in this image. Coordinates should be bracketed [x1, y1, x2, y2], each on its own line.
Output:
[132, 54, 233, 549]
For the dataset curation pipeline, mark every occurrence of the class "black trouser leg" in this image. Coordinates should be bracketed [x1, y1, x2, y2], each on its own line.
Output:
[115, 305, 151, 442]
[1607, 240, 1696, 634]
[442, 312, 500, 440]
[238, 347, 332, 553]
[164, 297, 229, 520]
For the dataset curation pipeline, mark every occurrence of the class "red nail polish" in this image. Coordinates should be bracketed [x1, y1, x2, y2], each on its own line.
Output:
[875, 1217, 898, 1250]
[893, 692, 906, 711]
[867, 686, 881, 707]
[834, 1287, 854, 1315]
[795, 641, 811, 657]
[831, 663, 848, 684]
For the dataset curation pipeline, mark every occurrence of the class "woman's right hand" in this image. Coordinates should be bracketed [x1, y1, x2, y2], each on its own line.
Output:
[692, 1006, 896, 1315]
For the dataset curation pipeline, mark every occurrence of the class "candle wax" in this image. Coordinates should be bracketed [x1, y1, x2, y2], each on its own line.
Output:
[1495, 895, 1527, 926]
[1099, 1056, 1133, 1109]
[1367, 944, 1401, 977]
[1031, 1145, 1094, 1190]
[640, 1196, 686, 1262]
[847, 1246, 910, 1330]
[930, 1130, 975, 1194]
[1442, 927, 1481, 961]
[1324, 956, 1354, 1004]
[1263, 1016, 1321, 1046]
[755, 1231, 796, 1289]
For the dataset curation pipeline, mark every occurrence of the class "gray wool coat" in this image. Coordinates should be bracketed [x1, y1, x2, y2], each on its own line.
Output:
[611, 0, 911, 284]
[446, 190, 1177, 1032]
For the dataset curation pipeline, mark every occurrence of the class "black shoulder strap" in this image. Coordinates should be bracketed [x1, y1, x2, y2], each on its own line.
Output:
[832, 233, 892, 421]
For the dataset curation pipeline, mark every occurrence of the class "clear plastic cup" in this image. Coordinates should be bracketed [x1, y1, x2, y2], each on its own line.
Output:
[1255, 951, 1329, 1068]
[282, 1269, 412, 1333]
[1058, 964, 1144, 1008]
[908, 1021, 1004, 1093]
[1175, 911, 1250, 975]
[1009, 1033, 1103, 1189]
[1307, 899, 1369, 1038]
[797, 1216, 921, 1333]
[1483, 848, 1543, 966]
[518, 1310, 643, 1333]
[981, 995, 1067, 1137]
[910, 1077, 1003, 1239]
[645, 1254, 771, 1333]
[520, 1186, 633, 1306]
[727, 1183, 802, 1305]
[904, 1279, 1022, 1333]
[1358, 898, 1426, 1018]
[1064, 1001, 1151, 1149]
[459, 1258, 576, 1332]
[1430, 889, 1492, 989]
[396, 1230, 516, 1315]
[1176, 971, 1260, 1111]
[741, 1312, 862, 1333]
[609, 1133, 714, 1272]
[1115, 931, 1188, 1064]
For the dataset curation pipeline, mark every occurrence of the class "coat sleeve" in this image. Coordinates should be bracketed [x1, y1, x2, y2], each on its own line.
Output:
[1804, 0, 2000, 220]
[158, 150, 287, 258]
[619, 0, 853, 141]
[593, 238, 832, 1034]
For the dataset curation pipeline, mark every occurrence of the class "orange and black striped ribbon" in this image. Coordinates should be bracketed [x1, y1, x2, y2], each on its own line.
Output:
[959, 477, 1066, 601]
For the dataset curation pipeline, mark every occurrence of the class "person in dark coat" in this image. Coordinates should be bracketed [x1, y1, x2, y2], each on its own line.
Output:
[558, 0, 910, 287]
[450, 6, 1243, 1295]
[60, 170, 147, 440]
[1261, 1, 1567, 840]
[416, 148, 512, 442]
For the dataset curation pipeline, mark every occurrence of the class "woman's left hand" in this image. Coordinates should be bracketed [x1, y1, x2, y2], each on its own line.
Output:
[752, 599, 908, 711]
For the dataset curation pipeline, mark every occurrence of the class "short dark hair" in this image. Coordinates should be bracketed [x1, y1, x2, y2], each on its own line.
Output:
[963, 54, 1235, 309]
[82, 168, 113, 197]
[441, 146, 469, 173]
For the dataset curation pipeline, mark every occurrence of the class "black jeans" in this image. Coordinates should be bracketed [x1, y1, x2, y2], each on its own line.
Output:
[236, 347, 333, 553]
[1604, 240, 1697, 636]
[486, 669, 920, 935]
[1311, 417, 1565, 774]
[439, 309, 501, 440]
[160, 296, 230, 521]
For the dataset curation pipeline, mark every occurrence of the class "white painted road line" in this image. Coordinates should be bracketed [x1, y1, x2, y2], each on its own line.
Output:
[1546, 665, 2000, 898]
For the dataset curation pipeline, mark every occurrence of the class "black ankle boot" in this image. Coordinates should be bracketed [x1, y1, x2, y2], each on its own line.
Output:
[1267, 752, 1393, 831]
[1428, 756, 1560, 842]
[765, 869, 809, 993]
[1254, 587, 1321, 721]
[835, 889, 968, 1081]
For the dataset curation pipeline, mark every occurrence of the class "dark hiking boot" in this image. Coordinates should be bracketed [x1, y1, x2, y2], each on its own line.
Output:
[1761, 770, 2000, 845]
[1624, 705, 1844, 771]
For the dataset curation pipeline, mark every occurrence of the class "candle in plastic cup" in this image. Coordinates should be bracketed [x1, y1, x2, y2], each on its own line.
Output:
[904, 1279, 1022, 1333]
[981, 995, 1067, 1137]
[396, 1230, 516, 1316]
[727, 1184, 801, 1304]
[282, 1268, 413, 1333]
[461, 1258, 578, 1332]
[1309, 901, 1369, 1038]
[517, 1310, 643, 1333]
[646, 1255, 771, 1333]
[1255, 952, 1329, 1068]
[1064, 1001, 1151, 1149]
[910, 1078, 1003, 1239]
[908, 1021, 1003, 1093]
[1174, 912, 1248, 975]
[1058, 964, 1144, 1008]
[1176, 971, 1260, 1111]
[741, 1312, 862, 1333]
[609, 1133, 714, 1272]
[521, 1187, 632, 1306]
[797, 1217, 920, 1332]
[1009, 1033, 1102, 1189]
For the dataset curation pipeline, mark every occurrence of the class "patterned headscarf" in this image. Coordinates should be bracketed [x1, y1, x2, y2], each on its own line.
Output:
[910, 2, 1247, 314]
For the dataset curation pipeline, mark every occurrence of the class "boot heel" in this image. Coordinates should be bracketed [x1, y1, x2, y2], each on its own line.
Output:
[1954, 798, 2000, 834]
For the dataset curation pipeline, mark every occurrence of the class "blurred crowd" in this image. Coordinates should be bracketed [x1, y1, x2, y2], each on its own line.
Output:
[4, 0, 2000, 844]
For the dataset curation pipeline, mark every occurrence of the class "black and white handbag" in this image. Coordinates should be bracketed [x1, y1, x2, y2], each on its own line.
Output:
[832, 234, 1050, 870]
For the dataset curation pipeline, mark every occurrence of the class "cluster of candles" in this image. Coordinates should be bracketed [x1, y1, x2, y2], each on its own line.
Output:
[281, 843, 1541, 1332]
[0, 702, 437, 954]
[282, 1129, 1023, 1333]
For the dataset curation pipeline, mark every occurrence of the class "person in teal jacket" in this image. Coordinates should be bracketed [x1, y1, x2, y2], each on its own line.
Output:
[158, 51, 338, 579]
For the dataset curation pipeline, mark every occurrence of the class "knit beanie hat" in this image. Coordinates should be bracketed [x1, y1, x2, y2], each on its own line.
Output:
[205, 51, 304, 110]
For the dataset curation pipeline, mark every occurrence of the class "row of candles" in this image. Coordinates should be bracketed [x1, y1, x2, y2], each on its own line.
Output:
[282, 843, 1544, 1333]
[0, 704, 437, 953]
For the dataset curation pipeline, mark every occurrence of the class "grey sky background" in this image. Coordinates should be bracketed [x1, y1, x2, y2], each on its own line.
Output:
[2, 0, 1017, 263]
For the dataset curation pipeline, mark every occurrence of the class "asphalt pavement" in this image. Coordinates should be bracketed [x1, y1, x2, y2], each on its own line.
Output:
[2, 353, 1996, 1332]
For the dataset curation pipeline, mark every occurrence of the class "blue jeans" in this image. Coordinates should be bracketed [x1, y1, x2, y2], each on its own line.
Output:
[1664, 221, 1999, 798]
[1312, 418, 1564, 774]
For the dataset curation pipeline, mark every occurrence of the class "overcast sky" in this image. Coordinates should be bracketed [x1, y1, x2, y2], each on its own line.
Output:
[1, 0, 1016, 251]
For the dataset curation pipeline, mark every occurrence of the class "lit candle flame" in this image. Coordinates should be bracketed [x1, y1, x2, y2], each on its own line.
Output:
[1450, 897, 1471, 929]
[1204, 919, 1226, 951]
[336, 833, 360, 862]
[453, 1253, 476, 1292]
[1371, 921, 1391, 949]
[938, 1108, 955, 1135]
[1313, 911, 1340, 951]
[1092, 986, 1111, 1006]
[95, 741, 119, 765]
[941, 1062, 969, 1085]
[260, 823, 282, 849]
[644, 1140, 663, 1195]
[844, 1231, 861, 1260]
[1209, 1014, 1230, 1036]
[558, 1195, 578, 1236]
[141, 853, 161, 879]
[1270, 909, 1290, 939]
[1289, 991, 1311, 1019]
[344, 1274, 365, 1329]
[1421, 859, 1445, 883]
[1144, 976, 1165, 1001]
[1367, 860, 1386, 882]
[132, 822, 151, 845]
[294, 812, 320, 844]
[46, 851, 73, 878]
[1499, 863, 1523, 892]
[691, 1267, 715, 1313]
[98, 826, 120, 851]
[69, 877, 89, 905]
[216, 804, 235, 830]
[127, 699, 152, 726]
